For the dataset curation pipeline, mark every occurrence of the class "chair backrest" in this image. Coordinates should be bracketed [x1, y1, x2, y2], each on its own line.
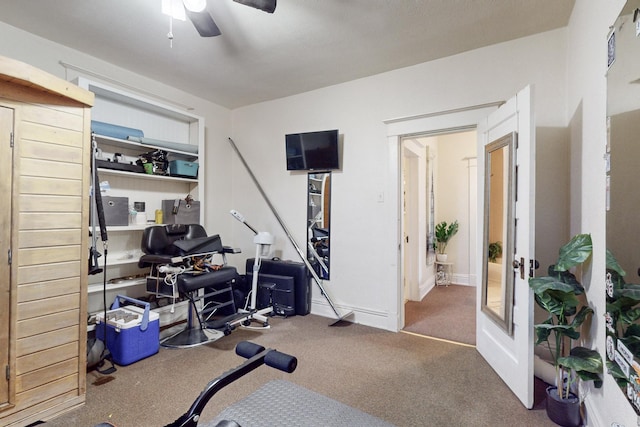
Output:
[141, 224, 208, 255]
[172, 234, 223, 255]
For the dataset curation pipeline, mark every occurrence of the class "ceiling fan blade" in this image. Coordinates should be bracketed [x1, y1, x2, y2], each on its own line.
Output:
[233, 0, 276, 13]
[185, 9, 222, 37]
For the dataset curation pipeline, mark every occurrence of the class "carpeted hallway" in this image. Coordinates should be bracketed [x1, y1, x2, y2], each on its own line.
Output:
[41, 313, 555, 427]
[403, 284, 476, 345]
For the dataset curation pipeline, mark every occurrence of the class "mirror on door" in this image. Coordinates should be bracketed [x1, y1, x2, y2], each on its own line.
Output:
[606, 0, 640, 415]
[307, 172, 331, 280]
[481, 132, 516, 335]
[607, 1, 640, 281]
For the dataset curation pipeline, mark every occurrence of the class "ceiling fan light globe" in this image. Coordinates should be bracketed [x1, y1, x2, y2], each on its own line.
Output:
[183, 0, 207, 13]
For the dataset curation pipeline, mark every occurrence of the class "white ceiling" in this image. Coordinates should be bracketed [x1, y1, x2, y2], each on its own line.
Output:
[0, 0, 575, 109]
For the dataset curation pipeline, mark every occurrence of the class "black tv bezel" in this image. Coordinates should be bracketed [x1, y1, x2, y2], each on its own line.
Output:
[285, 129, 340, 171]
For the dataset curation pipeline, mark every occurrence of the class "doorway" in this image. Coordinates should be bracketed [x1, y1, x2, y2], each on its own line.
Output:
[401, 131, 477, 345]
[387, 90, 538, 408]
[384, 101, 502, 333]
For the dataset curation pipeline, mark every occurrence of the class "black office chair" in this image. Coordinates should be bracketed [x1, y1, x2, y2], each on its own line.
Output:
[139, 224, 239, 348]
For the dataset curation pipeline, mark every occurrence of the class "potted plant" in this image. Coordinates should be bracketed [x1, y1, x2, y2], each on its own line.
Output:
[603, 249, 640, 414]
[434, 220, 459, 262]
[488, 241, 502, 263]
[529, 233, 603, 427]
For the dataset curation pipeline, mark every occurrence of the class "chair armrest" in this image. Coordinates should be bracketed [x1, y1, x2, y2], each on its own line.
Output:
[139, 253, 178, 268]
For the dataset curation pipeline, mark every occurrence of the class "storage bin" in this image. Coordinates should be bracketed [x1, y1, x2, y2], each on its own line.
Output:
[96, 196, 129, 226]
[95, 295, 159, 366]
[169, 160, 199, 178]
[162, 199, 200, 224]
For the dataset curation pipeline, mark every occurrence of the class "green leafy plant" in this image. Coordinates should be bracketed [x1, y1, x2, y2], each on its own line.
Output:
[604, 249, 640, 392]
[529, 233, 603, 400]
[488, 241, 502, 262]
[434, 220, 459, 255]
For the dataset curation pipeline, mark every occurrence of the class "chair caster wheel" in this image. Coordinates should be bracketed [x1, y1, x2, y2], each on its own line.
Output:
[242, 319, 251, 327]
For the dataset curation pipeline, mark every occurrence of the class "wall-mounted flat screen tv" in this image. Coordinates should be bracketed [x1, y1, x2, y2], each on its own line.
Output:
[285, 129, 340, 171]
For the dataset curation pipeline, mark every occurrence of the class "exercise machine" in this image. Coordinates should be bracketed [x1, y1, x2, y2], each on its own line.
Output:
[166, 341, 297, 427]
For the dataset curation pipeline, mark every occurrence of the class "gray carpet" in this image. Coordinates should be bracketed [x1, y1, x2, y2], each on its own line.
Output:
[43, 314, 555, 427]
[404, 284, 476, 345]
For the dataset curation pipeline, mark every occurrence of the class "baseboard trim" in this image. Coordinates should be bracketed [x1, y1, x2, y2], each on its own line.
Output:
[310, 299, 396, 331]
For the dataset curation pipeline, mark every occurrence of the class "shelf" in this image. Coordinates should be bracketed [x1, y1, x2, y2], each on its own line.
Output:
[94, 134, 199, 159]
[88, 276, 146, 294]
[92, 224, 153, 234]
[100, 252, 144, 267]
[79, 76, 205, 332]
[97, 167, 198, 183]
[104, 224, 152, 232]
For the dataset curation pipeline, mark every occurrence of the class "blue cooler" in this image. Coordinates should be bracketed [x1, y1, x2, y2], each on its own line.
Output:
[95, 295, 160, 366]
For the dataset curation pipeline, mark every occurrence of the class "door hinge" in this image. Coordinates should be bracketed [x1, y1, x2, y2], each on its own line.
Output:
[9, 132, 14, 148]
[5, 365, 9, 380]
[7, 248, 12, 265]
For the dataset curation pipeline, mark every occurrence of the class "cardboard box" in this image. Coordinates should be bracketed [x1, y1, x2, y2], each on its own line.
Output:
[95, 296, 159, 366]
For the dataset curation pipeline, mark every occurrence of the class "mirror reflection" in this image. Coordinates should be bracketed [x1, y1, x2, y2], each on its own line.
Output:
[606, 2, 640, 414]
[307, 172, 331, 279]
[607, 0, 640, 280]
[481, 133, 515, 334]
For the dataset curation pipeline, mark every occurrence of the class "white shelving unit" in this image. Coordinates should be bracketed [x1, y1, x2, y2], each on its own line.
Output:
[77, 77, 205, 315]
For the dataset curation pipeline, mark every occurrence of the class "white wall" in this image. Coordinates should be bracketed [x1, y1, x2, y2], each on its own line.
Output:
[565, 1, 636, 426]
[229, 28, 569, 330]
[434, 132, 476, 285]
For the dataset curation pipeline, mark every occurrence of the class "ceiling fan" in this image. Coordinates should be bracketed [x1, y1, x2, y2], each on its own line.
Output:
[182, 0, 277, 37]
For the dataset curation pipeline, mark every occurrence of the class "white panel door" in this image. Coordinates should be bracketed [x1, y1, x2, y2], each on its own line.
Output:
[476, 86, 535, 408]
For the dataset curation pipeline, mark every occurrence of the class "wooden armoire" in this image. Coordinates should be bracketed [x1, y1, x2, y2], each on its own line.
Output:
[0, 56, 93, 426]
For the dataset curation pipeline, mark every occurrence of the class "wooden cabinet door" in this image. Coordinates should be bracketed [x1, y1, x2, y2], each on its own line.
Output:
[0, 105, 13, 406]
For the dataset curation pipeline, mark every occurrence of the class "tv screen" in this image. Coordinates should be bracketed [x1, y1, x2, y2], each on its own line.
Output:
[285, 129, 339, 171]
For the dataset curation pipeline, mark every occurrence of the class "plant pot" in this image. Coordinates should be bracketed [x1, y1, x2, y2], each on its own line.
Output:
[436, 253, 448, 262]
[545, 386, 581, 427]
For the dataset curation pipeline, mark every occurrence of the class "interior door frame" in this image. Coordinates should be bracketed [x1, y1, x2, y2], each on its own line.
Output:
[384, 102, 503, 331]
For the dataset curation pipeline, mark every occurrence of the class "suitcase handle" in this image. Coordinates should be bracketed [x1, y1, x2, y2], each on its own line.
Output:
[111, 295, 151, 331]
